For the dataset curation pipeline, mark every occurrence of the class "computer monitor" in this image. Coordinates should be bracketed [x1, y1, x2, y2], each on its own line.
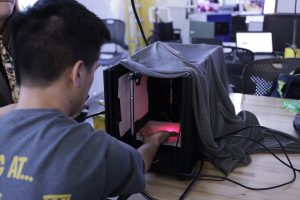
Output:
[189, 20, 215, 40]
[236, 32, 273, 53]
[219, 0, 239, 11]
[263, 14, 300, 52]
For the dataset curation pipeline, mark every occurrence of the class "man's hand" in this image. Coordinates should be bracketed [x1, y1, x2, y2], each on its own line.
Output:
[0, 103, 17, 117]
[138, 124, 176, 172]
[139, 124, 172, 144]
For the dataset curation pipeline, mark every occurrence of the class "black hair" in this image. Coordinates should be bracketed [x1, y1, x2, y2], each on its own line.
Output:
[11, 0, 111, 87]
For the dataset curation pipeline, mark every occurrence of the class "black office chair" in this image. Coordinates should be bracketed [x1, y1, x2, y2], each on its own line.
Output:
[223, 46, 254, 92]
[150, 22, 181, 43]
[0, 71, 13, 107]
[242, 58, 300, 96]
[99, 19, 129, 66]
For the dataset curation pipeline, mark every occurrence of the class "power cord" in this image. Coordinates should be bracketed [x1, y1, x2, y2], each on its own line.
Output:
[75, 110, 105, 122]
[176, 125, 300, 199]
[220, 126, 300, 172]
[196, 125, 299, 190]
[179, 157, 204, 200]
[130, 0, 149, 46]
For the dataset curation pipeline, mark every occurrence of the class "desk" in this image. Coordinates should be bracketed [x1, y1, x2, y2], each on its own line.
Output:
[254, 54, 277, 60]
[144, 94, 300, 200]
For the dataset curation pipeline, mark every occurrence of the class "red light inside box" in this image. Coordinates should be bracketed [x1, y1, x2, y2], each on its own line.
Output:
[144, 121, 180, 143]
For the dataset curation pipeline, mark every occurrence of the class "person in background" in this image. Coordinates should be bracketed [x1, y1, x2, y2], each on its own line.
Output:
[0, 0, 171, 199]
[0, 0, 19, 104]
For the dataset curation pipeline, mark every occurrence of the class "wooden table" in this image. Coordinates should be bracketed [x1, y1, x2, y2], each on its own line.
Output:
[143, 94, 300, 200]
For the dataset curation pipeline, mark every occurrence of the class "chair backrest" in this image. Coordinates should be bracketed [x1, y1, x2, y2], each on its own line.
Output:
[152, 22, 175, 42]
[223, 46, 254, 92]
[148, 6, 173, 23]
[242, 58, 300, 96]
[223, 46, 254, 65]
[103, 19, 128, 50]
[0, 72, 13, 106]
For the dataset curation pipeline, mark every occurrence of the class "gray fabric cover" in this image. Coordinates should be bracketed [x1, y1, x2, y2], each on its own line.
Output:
[120, 42, 300, 175]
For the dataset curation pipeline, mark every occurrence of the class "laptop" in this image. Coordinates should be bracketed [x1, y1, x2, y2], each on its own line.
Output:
[236, 32, 273, 54]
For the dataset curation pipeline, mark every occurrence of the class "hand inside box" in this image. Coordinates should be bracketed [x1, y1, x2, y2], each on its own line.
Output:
[137, 121, 180, 146]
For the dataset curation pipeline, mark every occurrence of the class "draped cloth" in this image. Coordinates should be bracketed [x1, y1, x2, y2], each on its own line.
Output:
[120, 42, 300, 175]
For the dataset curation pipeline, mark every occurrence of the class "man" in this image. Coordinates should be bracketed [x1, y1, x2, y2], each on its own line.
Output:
[0, 0, 170, 199]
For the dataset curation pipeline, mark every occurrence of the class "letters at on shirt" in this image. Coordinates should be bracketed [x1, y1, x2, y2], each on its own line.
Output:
[0, 154, 33, 182]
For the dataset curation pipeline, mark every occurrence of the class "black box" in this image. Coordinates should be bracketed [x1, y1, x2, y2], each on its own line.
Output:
[104, 64, 198, 176]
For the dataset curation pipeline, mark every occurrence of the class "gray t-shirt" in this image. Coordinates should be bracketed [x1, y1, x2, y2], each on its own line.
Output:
[0, 109, 145, 200]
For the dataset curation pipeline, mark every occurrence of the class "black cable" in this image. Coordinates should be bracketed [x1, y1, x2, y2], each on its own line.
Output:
[196, 125, 298, 191]
[179, 157, 204, 200]
[197, 148, 296, 190]
[228, 135, 299, 173]
[130, 0, 149, 46]
[81, 110, 105, 121]
[219, 125, 300, 172]
[176, 125, 299, 199]
[216, 125, 300, 144]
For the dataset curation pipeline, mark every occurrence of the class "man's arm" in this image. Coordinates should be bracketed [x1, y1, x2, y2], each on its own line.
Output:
[0, 103, 17, 116]
[137, 125, 171, 172]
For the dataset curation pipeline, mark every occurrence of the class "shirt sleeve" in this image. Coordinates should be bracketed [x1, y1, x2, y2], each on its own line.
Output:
[64, 122, 146, 198]
[100, 133, 146, 197]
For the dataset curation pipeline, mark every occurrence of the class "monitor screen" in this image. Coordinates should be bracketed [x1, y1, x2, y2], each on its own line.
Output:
[239, 0, 265, 14]
[236, 32, 273, 53]
[189, 20, 215, 40]
[221, 0, 239, 5]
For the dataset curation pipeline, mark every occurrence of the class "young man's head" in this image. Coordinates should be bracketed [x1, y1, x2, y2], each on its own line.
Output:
[11, 0, 110, 114]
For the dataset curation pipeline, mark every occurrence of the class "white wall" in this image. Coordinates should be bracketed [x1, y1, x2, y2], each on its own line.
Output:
[19, 0, 126, 19]
[77, 0, 125, 20]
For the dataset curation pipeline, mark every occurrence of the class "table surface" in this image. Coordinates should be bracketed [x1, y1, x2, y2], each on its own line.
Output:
[144, 94, 300, 200]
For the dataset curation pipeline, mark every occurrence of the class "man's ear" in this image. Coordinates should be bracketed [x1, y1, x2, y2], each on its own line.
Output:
[70, 60, 84, 88]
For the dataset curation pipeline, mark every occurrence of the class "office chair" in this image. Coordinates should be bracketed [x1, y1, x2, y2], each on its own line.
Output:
[0, 71, 13, 106]
[242, 58, 300, 96]
[223, 46, 254, 92]
[99, 19, 128, 66]
[148, 6, 181, 44]
[150, 22, 182, 43]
